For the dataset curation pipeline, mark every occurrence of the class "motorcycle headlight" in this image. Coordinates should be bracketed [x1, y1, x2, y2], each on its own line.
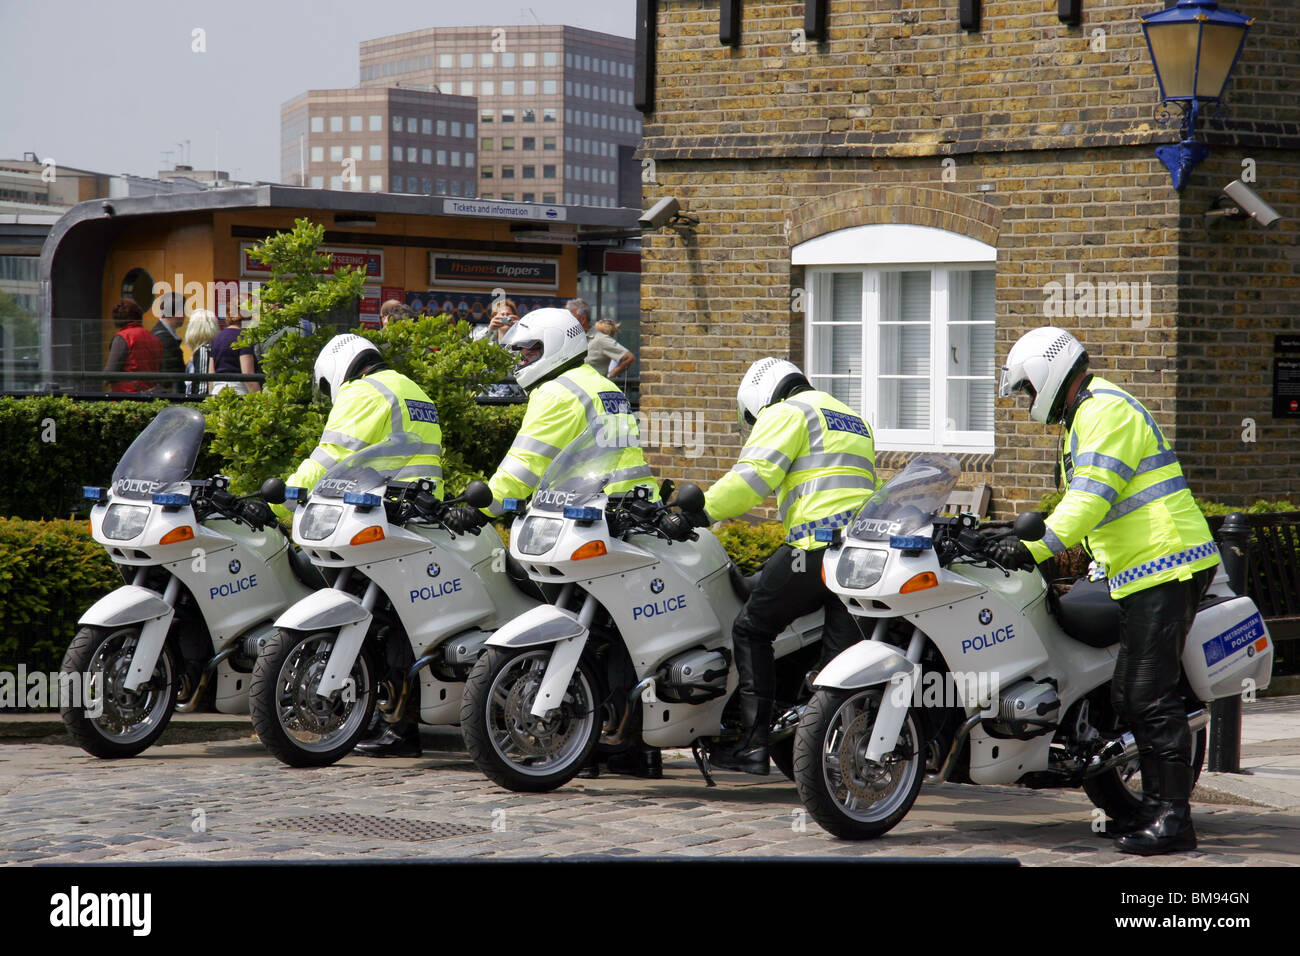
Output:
[836, 547, 888, 589]
[102, 504, 150, 541]
[300, 504, 343, 541]
[516, 516, 563, 556]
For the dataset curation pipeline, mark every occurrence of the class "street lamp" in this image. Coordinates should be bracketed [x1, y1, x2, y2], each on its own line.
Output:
[1140, 0, 1254, 191]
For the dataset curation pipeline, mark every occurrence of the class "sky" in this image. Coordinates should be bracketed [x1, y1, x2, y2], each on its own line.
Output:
[0, 0, 636, 184]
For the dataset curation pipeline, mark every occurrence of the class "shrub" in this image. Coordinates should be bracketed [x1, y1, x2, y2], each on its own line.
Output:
[0, 518, 121, 674]
[713, 520, 787, 574]
[0, 397, 223, 520]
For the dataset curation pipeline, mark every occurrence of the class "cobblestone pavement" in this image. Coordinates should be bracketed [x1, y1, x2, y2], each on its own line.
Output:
[1, 727, 1296, 866]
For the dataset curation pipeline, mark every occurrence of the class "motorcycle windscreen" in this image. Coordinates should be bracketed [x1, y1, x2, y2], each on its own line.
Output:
[845, 453, 962, 542]
[111, 405, 206, 499]
[310, 431, 435, 499]
[531, 426, 628, 514]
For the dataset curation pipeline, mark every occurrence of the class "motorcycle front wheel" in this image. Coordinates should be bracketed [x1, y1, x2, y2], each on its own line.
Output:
[249, 629, 377, 768]
[461, 646, 601, 793]
[793, 687, 924, 839]
[60, 625, 178, 758]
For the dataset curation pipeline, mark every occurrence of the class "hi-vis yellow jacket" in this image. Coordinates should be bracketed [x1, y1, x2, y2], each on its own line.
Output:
[483, 362, 657, 514]
[1024, 375, 1219, 599]
[704, 391, 879, 551]
[271, 368, 443, 520]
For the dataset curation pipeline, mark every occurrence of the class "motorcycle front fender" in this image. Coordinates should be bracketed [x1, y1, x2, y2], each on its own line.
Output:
[274, 587, 369, 632]
[79, 585, 177, 694]
[486, 604, 586, 649]
[813, 639, 913, 691]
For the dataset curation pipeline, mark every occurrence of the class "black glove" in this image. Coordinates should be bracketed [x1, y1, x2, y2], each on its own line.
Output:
[241, 498, 274, 529]
[657, 511, 696, 542]
[443, 505, 486, 534]
[987, 535, 1036, 571]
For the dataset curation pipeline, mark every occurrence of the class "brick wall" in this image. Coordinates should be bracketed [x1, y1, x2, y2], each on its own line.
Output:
[638, 0, 1300, 517]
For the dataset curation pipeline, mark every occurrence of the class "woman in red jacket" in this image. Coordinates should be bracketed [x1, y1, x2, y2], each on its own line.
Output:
[104, 299, 162, 393]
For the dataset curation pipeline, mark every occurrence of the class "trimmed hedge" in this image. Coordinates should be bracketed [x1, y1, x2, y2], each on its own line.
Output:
[0, 397, 224, 521]
[0, 518, 121, 674]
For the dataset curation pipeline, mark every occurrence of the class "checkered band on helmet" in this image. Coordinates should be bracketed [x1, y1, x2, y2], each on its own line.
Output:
[1043, 332, 1074, 361]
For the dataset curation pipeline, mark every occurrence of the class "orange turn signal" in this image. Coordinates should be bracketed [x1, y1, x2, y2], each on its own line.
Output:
[350, 526, 386, 545]
[159, 526, 195, 545]
[571, 540, 608, 561]
[899, 572, 938, 594]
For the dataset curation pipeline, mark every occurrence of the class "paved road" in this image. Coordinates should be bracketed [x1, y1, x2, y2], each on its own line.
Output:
[1, 724, 1296, 865]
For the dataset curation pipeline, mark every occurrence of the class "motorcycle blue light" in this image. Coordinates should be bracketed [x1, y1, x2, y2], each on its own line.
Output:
[503, 498, 524, 513]
[285, 486, 306, 501]
[563, 506, 603, 522]
[83, 486, 107, 502]
[890, 535, 932, 551]
[814, 528, 841, 544]
[343, 492, 382, 508]
[152, 492, 191, 508]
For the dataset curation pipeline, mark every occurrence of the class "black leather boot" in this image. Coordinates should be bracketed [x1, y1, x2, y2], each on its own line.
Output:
[353, 719, 422, 758]
[606, 746, 663, 779]
[1103, 752, 1162, 838]
[1115, 800, 1197, 855]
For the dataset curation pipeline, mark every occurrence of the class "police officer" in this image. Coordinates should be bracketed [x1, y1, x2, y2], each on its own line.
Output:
[996, 327, 1220, 855]
[274, 333, 444, 758]
[661, 358, 879, 775]
[442, 307, 662, 777]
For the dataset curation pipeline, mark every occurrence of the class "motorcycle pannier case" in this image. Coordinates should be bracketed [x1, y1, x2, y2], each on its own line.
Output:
[1181, 596, 1273, 702]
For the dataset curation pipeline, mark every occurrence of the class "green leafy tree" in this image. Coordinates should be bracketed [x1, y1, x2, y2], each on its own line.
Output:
[202, 218, 522, 496]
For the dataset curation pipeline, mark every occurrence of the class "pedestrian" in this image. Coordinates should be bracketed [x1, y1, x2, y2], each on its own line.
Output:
[565, 297, 591, 334]
[660, 358, 879, 775]
[379, 299, 412, 329]
[183, 309, 219, 398]
[586, 317, 636, 377]
[209, 313, 261, 395]
[996, 326, 1220, 855]
[474, 297, 519, 343]
[104, 298, 162, 394]
[151, 293, 186, 381]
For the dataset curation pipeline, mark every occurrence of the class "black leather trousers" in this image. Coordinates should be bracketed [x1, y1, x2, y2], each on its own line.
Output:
[1112, 566, 1216, 801]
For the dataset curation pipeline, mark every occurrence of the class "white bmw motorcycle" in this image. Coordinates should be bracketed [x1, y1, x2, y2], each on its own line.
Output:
[64, 405, 322, 758]
[249, 434, 540, 767]
[460, 431, 823, 793]
[793, 454, 1274, 839]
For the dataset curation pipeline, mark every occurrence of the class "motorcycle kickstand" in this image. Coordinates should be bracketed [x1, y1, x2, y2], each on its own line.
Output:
[691, 739, 717, 788]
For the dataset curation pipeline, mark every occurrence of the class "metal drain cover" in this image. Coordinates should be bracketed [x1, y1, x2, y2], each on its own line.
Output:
[271, 813, 488, 842]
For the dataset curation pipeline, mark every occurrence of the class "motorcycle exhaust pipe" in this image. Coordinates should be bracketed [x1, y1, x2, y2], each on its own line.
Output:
[601, 677, 655, 747]
[1085, 708, 1209, 777]
[930, 710, 985, 783]
[175, 645, 238, 713]
[380, 652, 442, 725]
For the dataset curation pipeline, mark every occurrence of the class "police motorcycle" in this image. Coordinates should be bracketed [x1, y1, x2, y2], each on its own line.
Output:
[791, 454, 1274, 839]
[65, 405, 322, 758]
[249, 432, 541, 767]
[459, 430, 824, 793]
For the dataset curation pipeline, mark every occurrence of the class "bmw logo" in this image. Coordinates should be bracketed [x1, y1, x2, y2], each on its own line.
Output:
[978, 608, 992, 626]
[427, 563, 440, 578]
[229, 560, 241, 575]
[1247, 645, 1255, 658]
[650, 578, 664, 594]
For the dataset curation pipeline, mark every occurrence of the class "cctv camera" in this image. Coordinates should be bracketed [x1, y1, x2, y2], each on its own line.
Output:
[639, 196, 680, 230]
[1222, 180, 1282, 229]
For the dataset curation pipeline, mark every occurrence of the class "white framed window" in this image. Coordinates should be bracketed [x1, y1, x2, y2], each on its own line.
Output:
[437, 119, 447, 136]
[437, 149, 446, 164]
[522, 52, 536, 67]
[330, 175, 342, 190]
[329, 116, 343, 132]
[422, 118, 432, 135]
[543, 79, 557, 96]
[451, 151, 461, 167]
[392, 175, 403, 191]
[311, 175, 324, 188]
[369, 114, 382, 131]
[460, 53, 473, 68]
[797, 224, 998, 453]
[439, 81, 453, 94]
[481, 80, 495, 97]
[501, 80, 516, 96]
[310, 146, 324, 162]
[439, 53, 453, 69]
[543, 51, 558, 67]
[481, 52, 494, 68]
[310, 116, 323, 132]
[350, 145, 363, 160]
[407, 146, 417, 162]
[522, 79, 537, 96]
[451, 120, 462, 137]
[392, 145, 402, 161]
[460, 81, 473, 96]
[329, 145, 343, 162]
[369, 144, 382, 161]
[350, 115, 362, 131]
[465, 122, 475, 137]
[465, 152, 475, 168]
[502, 52, 516, 68]
[422, 148, 432, 164]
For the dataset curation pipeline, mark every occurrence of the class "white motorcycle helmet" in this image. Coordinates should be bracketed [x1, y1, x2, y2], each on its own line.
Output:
[736, 357, 810, 430]
[999, 327, 1088, 424]
[314, 333, 383, 401]
[501, 307, 588, 390]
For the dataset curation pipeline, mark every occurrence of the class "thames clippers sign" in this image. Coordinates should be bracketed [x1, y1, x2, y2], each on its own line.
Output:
[429, 253, 559, 291]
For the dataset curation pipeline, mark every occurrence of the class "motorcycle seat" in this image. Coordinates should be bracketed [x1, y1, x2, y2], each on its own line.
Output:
[728, 562, 759, 602]
[1052, 577, 1121, 648]
[287, 544, 329, 590]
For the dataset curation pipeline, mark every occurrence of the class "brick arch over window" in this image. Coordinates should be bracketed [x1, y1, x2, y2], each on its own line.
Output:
[787, 186, 1001, 249]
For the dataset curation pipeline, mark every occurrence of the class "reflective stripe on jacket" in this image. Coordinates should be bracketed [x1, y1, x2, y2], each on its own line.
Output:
[704, 390, 879, 550]
[1024, 375, 1219, 599]
[272, 368, 443, 520]
[484, 363, 656, 515]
